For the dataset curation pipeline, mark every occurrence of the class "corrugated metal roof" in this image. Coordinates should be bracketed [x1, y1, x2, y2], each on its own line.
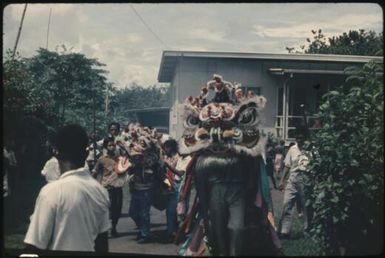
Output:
[269, 68, 347, 75]
[157, 50, 383, 82]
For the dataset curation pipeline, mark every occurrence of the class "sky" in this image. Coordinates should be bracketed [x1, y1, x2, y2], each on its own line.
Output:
[3, 3, 383, 89]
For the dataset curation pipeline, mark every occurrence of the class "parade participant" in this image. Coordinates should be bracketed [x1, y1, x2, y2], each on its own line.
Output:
[234, 88, 244, 103]
[98, 122, 122, 157]
[108, 122, 120, 138]
[118, 121, 131, 144]
[277, 127, 310, 239]
[175, 75, 282, 256]
[205, 74, 235, 103]
[162, 139, 192, 242]
[24, 124, 110, 252]
[85, 143, 101, 172]
[92, 136, 128, 238]
[127, 135, 166, 244]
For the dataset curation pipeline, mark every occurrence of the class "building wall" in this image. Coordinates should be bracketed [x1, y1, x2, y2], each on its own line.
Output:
[168, 56, 362, 139]
[169, 57, 282, 139]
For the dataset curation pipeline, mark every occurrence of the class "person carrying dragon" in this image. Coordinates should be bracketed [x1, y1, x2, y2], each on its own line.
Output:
[174, 74, 283, 256]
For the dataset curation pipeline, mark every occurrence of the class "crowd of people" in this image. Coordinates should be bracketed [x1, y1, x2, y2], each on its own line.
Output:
[20, 121, 195, 252]
[9, 119, 312, 254]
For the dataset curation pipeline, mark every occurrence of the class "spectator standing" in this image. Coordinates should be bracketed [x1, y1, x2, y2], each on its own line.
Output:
[41, 142, 60, 183]
[266, 142, 278, 189]
[274, 140, 286, 181]
[4, 137, 20, 232]
[3, 139, 17, 197]
[24, 124, 110, 252]
[277, 128, 310, 239]
[92, 137, 127, 238]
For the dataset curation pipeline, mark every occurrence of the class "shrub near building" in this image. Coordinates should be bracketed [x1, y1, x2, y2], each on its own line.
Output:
[304, 60, 384, 255]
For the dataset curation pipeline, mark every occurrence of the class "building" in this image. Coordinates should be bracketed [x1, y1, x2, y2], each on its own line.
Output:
[124, 107, 170, 133]
[157, 50, 382, 141]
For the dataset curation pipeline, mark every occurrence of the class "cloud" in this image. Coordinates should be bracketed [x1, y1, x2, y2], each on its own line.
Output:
[3, 3, 383, 89]
[252, 13, 382, 39]
[186, 28, 226, 42]
[125, 34, 143, 44]
[7, 4, 75, 20]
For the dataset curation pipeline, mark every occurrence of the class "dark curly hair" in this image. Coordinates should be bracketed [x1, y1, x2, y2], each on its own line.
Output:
[108, 122, 120, 132]
[102, 136, 115, 149]
[163, 139, 178, 152]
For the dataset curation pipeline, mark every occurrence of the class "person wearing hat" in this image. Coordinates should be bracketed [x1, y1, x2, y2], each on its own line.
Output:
[92, 136, 128, 238]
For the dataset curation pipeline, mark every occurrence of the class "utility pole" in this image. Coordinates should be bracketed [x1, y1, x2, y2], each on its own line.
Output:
[46, 8, 52, 49]
[12, 3, 28, 59]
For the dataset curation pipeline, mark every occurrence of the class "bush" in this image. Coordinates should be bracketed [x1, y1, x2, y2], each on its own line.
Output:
[304, 60, 384, 255]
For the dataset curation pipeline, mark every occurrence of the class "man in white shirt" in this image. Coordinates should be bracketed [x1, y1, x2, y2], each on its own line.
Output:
[277, 128, 309, 239]
[24, 124, 110, 253]
[41, 155, 60, 183]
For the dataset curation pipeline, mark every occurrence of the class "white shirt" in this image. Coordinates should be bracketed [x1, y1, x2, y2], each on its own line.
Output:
[175, 155, 192, 192]
[176, 155, 192, 174]
[41, 157, 61, 183]
[24, 167, 110, 251]
[284, 143, 309, 181]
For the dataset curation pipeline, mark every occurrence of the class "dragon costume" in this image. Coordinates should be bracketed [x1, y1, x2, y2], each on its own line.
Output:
[174, 74, 282, 256]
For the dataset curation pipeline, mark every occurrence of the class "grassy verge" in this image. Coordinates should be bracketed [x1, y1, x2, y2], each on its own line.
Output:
[279, 216, 322, 256]
[4, 234, 26, 250]
[4, 177, 43, 251]
[271, 186, 323, 256]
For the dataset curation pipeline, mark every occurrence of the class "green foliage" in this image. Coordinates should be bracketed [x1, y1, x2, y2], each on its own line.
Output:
[4, 47, 170, 140]
[24, 47, 108, 129]
[287, 29, 383, 56]
[109, 82, 170, 123]
[3, 47, 110, 135]
[304, 60, 384, 255]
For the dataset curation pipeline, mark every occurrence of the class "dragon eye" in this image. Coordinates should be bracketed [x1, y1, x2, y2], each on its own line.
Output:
[238, 107, 258, 126]
[185, 115, 200, 128]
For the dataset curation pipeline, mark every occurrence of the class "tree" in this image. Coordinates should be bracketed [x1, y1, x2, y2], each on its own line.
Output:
[24, 46, 109, 130]
[3, 49, 54, 136]
[304, 60, 384, 255]
[4, 46, 113, 145]
[109, 82, 170, 123]
[287, 29, 383, 56]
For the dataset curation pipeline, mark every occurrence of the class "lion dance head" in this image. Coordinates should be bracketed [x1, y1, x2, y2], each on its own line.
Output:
[179, 74, 267, 158]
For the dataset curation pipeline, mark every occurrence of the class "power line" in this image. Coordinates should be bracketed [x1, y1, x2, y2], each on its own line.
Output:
[129, 4, 171, 49]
